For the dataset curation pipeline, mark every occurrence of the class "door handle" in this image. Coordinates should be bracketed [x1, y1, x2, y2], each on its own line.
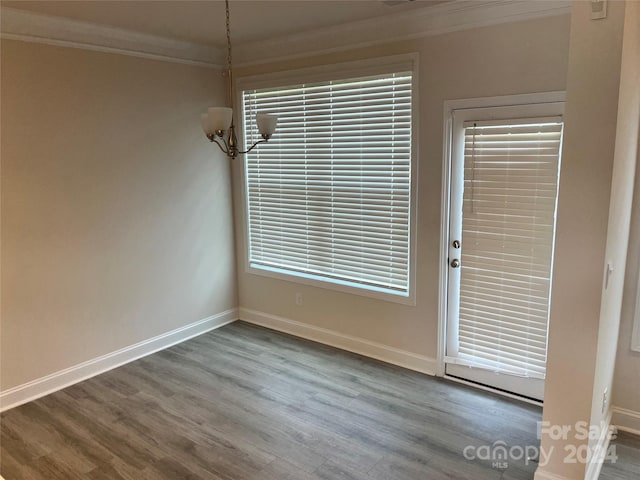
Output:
[451, 259, 460, 268]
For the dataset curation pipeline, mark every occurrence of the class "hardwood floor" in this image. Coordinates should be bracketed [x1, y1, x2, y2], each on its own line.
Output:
[0, 320, 631, 480]
[600, 431, 640, 480]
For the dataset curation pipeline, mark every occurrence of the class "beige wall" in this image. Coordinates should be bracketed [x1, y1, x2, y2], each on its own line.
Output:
[232, 15, 571, 359]
[536, 1, 627, 479]
[612, 0, 640, 419]
[1, 40, 236, 390]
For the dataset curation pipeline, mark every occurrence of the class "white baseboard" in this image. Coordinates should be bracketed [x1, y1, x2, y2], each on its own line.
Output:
[533, 470, 571, 480]
[0, 308, 238, 412]
[584, 411, 614, 480]
[612, 406, 640, 436]
[238, 307, 437, 376]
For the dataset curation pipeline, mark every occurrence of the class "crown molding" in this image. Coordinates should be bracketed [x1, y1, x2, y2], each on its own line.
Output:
[0, 7, 223, 68]
[234, 0, 572, 67]
[1, 1, 571, 69]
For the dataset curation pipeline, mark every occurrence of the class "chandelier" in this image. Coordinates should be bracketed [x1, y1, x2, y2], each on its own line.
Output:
[200, 0, 277, 158]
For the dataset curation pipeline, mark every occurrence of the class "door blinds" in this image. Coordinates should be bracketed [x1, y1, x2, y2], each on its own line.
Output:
[242, 72, 412, 294]
[454, 117, 563, 378]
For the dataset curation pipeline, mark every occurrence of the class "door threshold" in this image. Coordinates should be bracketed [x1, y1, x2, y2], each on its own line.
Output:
[444, 374, 543, 407]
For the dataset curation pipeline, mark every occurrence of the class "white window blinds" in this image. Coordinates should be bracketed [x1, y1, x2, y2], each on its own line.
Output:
[242, 72, 412, 295]
[455, 117, 563, 378]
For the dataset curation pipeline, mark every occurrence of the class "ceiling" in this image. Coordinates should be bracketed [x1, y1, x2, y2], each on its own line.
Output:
[1, 0, 448, 47]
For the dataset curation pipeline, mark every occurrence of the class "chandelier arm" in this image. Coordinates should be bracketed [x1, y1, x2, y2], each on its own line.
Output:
[222, 135, 231, 150]
[239, 139, 269, 155]
[211, 137, 230, 155]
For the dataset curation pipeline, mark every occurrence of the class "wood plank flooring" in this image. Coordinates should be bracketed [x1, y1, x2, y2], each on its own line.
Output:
[600, 431, 640, 480]
[0, 321, 634, 479]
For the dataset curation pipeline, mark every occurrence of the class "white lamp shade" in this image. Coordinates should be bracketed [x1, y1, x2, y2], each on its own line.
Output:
[201, 113, 213, 135]
[256, 113, 278, 136]
[207, 107, 233, 132]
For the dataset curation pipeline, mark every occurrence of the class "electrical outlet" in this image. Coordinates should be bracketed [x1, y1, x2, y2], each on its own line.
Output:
[602, 388, 609, 414]
[295, 292, 303, 306]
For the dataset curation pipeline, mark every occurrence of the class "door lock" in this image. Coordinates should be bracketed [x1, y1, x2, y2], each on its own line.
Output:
[452, 240, 461, 249]
[450, 259, 460, 268]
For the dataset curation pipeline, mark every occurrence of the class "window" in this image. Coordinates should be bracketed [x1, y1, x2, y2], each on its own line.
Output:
[240, 58, 415, 300]
[454, 116, 563, 375]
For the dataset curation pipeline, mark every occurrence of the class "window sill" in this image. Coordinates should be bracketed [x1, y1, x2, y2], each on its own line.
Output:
[247, 264, 416, 306]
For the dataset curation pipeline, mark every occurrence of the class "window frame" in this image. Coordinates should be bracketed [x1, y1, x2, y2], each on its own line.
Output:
[235, 54, 419, 305]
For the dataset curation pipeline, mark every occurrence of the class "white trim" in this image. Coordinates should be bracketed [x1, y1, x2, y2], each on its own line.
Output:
[612, 406, 640, 436]
[584, 411, 614, 480]
[0, 7, 222, 68]
[234, 0, 571, 67]
[437, 103, 454, 377]
[236, 54, 420, 307]
[236, 53, 417, 91]
[1, 1, 571, 68]
[0, 309, 239, 412]
[443, 375, 542, 407]
[533, 471, 571, 480]
[238, 307, 437, 376]
[244, 266, 415, 306]
[438, 91, 566, 381]
[443, 91, 566, 112]
[410, 54, 421, 309]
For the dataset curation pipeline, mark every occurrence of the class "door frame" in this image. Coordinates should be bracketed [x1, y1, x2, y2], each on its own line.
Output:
[437, 91, 566, 393]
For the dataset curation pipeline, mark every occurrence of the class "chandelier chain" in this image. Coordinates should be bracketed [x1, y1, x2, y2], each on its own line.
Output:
[225, 0, 232, 73]
[202, 0, 274, 158]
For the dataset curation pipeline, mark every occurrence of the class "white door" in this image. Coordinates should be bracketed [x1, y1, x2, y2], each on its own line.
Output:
[445, 103, 564, 401]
